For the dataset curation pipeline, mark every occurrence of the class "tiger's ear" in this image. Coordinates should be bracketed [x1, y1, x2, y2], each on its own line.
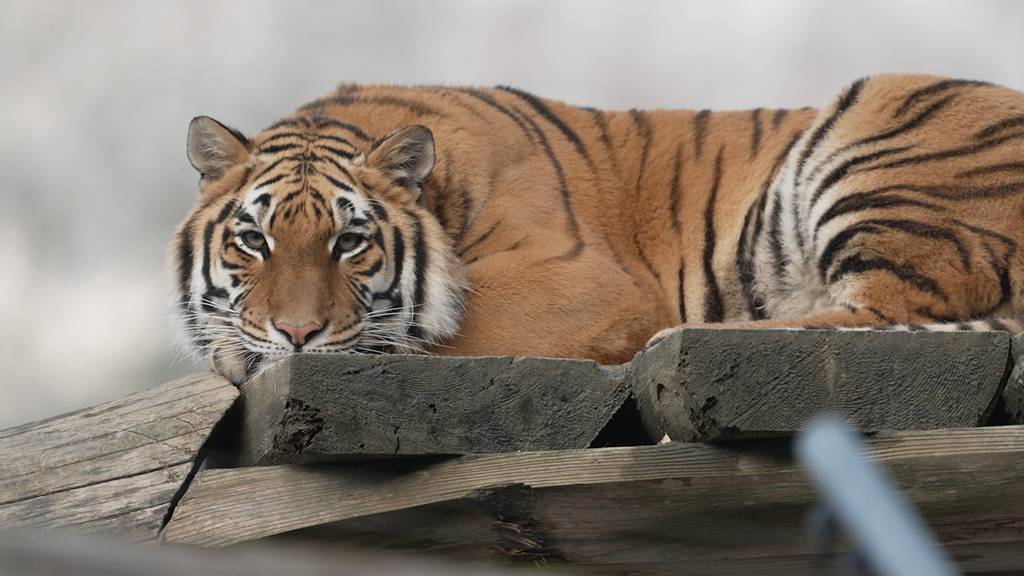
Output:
[366, 125, 435, 197]
[186, 116, 251, 180]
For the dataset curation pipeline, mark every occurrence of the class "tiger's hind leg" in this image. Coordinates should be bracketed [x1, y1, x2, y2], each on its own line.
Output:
[648, 75, 1024, 349]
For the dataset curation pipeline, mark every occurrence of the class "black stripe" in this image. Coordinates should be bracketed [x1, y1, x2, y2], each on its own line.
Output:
[589, 108, 621, 174]
[737, 188, 769, 320]
[253, 154, 299, 181]
[814, 189, 943, 235]
[808, 146, 911, 208]
[767, 185, 787, 280]
[253, 172, 287, 190]
[802, 95, 956, 187]
[692, 110, 710, 159]
[497, 85, 592, 165]
[315, 134, 356, 148]
[828, 255, 947, 302]
[817, 219, 969, 281]
[975, 114, 1024, 140]
[260, 132, 304, 145]
[989, 318, 1013, 332]
[428, 160, 453, 233]
[816, 223, 883, 280]
[894, 78, 991, 118]
[631, 108, 653, 203]
[677, 264, 687, 324]
[307, 93, 445, 118]
[795, 78, 867, 183]
[267, 117, 311, 130]
[369, 202, 389, 221]
[866, 306, 897, 324]
[200, 199, 238, 300]
[753, 132, 806, 284]
[702, 149, 725, 322]
[958, 162, 1024, 178]
[334, 195, 352, 213]
[634, 229, 661, 282]
[235, 211, 257, 226]
[493, 91, 584, 258]
[407, 211, 429, 340]
[383, 226, 406, 303]
[315, 145, 355, 160]
[322, 173, 355, 192]
[453, 88, 534, 142]
[355, 257, 384, 278]
[465, 238, 525, 266]
[771, 109, 788, 130]
[959, 223, 1016, 313]
[459, 220, 499, 257]
[668, 143, 684, 231]
[176, 220, 196, 320]
[258, 143, 301, 155]
[749, 108, 763, 158]
[311, 117, 372, 141]
[864, 131, 1024, 172]
[860, 94, 955, 147]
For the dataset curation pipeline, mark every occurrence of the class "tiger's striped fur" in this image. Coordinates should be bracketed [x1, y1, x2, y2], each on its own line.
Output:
[170, 75, 1024, 383]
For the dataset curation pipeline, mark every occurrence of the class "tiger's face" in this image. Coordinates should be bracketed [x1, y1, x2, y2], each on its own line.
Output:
[170, 115, 466, 384]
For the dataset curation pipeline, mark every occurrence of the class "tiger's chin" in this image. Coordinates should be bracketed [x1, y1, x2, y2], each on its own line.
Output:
[203, 337, 413, 386]
[206, 340, 263, 386]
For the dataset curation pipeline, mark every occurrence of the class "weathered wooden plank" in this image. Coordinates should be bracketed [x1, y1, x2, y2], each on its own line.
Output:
[163, 425, 1024, 572]
[633, 328, 1010, 442]
[233, 353, 630, 465]
[0, 372, 237, 540]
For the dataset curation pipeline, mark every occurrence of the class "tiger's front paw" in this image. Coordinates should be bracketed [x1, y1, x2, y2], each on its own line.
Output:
[645, 325, 683, 349]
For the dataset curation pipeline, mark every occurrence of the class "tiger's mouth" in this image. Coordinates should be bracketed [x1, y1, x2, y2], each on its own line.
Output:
[190, 305, 427, 384]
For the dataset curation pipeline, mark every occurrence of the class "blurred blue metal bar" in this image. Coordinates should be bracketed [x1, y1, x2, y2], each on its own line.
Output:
[796, 417, 959, 576]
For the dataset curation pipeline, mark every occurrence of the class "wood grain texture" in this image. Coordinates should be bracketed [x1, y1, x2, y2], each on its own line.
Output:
[163, 425, 1024, 573]
[634, 328, 1011, 441]
[233, 353, 630, 465]
[0, 372, 237, 540]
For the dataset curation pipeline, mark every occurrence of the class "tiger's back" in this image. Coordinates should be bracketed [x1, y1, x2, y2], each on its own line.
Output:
[170, 75, 1024, 382]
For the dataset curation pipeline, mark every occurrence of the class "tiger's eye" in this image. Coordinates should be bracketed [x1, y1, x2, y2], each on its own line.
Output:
[240, 230, 267, 251]
[335, 232, 365, 253]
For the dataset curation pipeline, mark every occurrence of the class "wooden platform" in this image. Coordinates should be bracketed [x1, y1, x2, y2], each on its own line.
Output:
[162, 426, 1024, 573]
[3, 329, 1024, 574]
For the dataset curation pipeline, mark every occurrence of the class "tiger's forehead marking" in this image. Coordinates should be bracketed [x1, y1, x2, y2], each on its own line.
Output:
[229, 114, 379, 232]
[238, 166, 374, 233]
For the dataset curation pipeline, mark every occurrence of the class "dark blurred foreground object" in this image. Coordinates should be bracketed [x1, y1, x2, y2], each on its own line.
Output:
[4, 329, 1024, 574]
[797, 417, 959, 576]
[0, 534, 514, 576]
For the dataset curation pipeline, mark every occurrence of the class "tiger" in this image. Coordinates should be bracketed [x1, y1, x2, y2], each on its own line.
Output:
[170, 74, 1024, 384]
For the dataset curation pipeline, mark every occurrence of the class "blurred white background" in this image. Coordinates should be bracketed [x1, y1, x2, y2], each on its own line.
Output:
[1, 0, 1022, 427]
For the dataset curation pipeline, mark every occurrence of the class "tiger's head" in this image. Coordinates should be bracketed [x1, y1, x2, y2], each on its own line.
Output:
[170, 114, 466, 384]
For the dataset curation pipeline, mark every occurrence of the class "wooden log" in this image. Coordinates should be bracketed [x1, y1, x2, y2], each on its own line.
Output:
[163, 425, 1024, 575]
[233, 353, 630, 465]
[633, 328, 1011, 442]
[0, 372, 237, 541]
[235, 329, 1010, 464]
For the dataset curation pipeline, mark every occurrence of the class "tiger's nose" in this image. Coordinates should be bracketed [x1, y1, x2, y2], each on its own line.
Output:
[273, 320, 324, 347]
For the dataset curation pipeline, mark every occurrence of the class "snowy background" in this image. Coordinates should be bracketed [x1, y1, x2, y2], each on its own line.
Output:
[2, 0, 1023, 427]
